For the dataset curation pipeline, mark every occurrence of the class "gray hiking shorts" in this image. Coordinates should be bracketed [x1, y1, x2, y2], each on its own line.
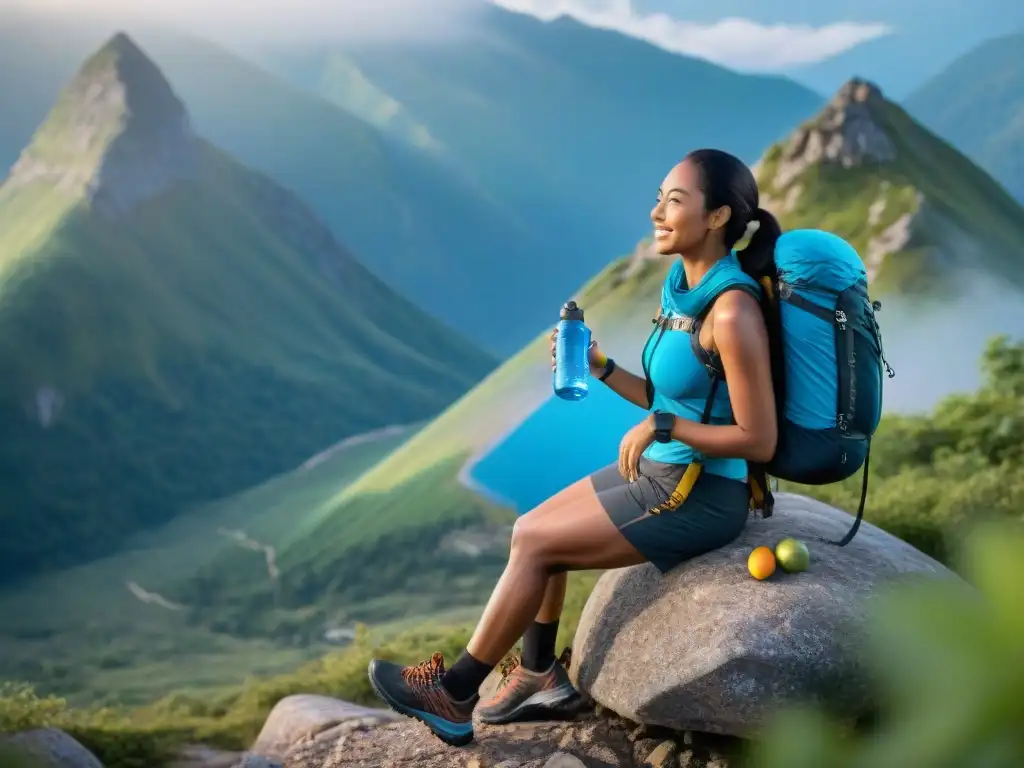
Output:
[590, 457, 749, 573]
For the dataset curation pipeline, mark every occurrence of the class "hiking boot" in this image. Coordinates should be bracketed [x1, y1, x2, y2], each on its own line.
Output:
[477, 648, 580, 725]
[367, 652, 477, 746]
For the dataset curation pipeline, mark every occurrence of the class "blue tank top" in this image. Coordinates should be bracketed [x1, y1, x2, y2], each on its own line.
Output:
[641, 252, 759, 480]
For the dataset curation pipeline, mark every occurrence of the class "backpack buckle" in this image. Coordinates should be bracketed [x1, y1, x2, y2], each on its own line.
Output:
[779, 281, 793, 300]
[835, 309, 848, 330]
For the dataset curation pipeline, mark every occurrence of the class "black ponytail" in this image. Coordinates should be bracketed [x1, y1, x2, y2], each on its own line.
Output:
[738, 207, 782, 278]
[684, 149, 781, 277]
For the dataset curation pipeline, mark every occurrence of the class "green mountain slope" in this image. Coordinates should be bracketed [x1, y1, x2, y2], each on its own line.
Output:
[0, 33, 495, 582]
[166, 78, 1024, 634]
[905, 30, 1024, 203]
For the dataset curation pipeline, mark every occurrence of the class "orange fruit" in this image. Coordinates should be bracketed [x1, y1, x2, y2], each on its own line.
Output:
[748, 546, 776, 581]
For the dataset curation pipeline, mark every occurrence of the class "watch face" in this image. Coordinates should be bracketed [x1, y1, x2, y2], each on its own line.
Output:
[654, 412, 673, 440]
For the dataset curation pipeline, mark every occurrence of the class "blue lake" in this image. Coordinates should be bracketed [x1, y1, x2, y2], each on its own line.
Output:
[470, 383, 648, 514]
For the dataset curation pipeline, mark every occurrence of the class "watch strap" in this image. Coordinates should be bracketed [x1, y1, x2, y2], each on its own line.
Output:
[598, 358, 616, 382]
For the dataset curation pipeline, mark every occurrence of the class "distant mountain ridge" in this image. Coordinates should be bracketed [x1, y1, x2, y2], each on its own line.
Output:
[0, 33, 495, 581]
[904, 30, 1024, 204]
[263, 5, 823, 255]
[2, 5, 827, 355]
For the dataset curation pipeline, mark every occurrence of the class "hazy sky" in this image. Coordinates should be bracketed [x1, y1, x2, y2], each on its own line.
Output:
[6, 0, 1019, 97]
[4, 0, 890, 70]
[0, 0, 484, 44]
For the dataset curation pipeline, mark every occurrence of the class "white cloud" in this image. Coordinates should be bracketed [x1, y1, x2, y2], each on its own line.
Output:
[1, 0, 892, 66]
[491, 0, 893, 70]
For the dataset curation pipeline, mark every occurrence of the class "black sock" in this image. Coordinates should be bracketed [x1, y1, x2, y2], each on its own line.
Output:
[440, 650, 492, 701]
[521, 619, 559, 672]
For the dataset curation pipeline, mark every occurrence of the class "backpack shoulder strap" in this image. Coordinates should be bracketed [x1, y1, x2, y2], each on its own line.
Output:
[689, 282, 763, 379]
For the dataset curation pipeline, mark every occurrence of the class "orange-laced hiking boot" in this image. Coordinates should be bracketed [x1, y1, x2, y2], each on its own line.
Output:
[367, 651, 478, 746]
[477, 647, 581, 725]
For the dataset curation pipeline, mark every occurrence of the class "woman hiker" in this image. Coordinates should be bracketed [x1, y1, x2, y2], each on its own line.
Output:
[367, 148, 781, 746]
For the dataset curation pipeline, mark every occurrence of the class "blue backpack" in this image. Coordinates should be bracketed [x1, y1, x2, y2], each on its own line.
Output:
[738, 229, 894, 546]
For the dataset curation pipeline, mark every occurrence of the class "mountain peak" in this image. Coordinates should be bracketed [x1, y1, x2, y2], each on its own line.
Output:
[833, 77, 885, 106]
[3, 32, 199, 217]
[767, 77, 895, 187]
[102, 31, 138, 54]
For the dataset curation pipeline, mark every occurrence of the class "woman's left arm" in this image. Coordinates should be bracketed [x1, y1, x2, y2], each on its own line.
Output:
[661, 290, 778, 462]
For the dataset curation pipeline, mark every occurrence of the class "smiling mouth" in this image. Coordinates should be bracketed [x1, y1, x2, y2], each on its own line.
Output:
[654, 228, 672, 239]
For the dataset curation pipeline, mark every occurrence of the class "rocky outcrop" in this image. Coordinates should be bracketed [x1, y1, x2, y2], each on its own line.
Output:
[771, 78, 895, 189]
[568, 493, 962, 737]
[0, 727, 102, 768]
[281, 709, 741, 768]
[248, 694, 402, 763]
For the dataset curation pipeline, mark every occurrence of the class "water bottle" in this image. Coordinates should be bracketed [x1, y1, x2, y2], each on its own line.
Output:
[554, 300, 591, 401]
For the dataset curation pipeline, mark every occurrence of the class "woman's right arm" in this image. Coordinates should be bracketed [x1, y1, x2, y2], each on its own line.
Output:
[549, 328, 650, 410]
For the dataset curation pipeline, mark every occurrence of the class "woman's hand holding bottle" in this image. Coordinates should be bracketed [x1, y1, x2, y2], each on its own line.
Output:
[549, 327, 608, 377]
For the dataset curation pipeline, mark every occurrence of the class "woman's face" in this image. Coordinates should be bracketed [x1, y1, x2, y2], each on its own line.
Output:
[650, 160, 726, 256]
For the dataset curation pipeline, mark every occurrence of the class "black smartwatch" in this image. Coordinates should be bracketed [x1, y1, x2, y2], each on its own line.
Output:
[652, 410, 675, 443]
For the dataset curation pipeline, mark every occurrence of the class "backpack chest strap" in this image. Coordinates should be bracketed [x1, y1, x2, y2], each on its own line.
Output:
[652, 309, 722, 378]
[652, 308, 699, 333]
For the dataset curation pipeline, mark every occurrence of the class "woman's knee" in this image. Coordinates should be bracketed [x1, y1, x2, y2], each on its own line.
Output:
[509, 515, 551, 563]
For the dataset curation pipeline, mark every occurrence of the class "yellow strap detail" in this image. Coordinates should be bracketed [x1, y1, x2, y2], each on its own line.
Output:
[748, 474, 767, 512]
[649, 463, 702, 515]
[759, 276, 774, 300]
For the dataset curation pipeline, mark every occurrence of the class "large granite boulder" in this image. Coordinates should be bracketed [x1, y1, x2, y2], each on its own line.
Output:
[249, 694, 402, 762]
[569, 492, 962, 737]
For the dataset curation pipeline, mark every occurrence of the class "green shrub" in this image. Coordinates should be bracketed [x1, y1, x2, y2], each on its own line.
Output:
[0, 684, 181, 768]
[0, 683, 66, 733]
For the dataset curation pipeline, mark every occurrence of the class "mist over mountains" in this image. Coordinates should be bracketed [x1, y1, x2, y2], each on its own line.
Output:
[875, 271, 1024, 413]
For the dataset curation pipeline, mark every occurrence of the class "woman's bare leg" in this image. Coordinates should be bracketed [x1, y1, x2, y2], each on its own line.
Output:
[365, 479, 644, 746]
[535, 572, 567, 623]
[517, 476, 593, 628]
[467, 486, 646, 665]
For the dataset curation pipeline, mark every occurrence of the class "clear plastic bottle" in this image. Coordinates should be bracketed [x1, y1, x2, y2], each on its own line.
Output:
[553, 300, 590, 401]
